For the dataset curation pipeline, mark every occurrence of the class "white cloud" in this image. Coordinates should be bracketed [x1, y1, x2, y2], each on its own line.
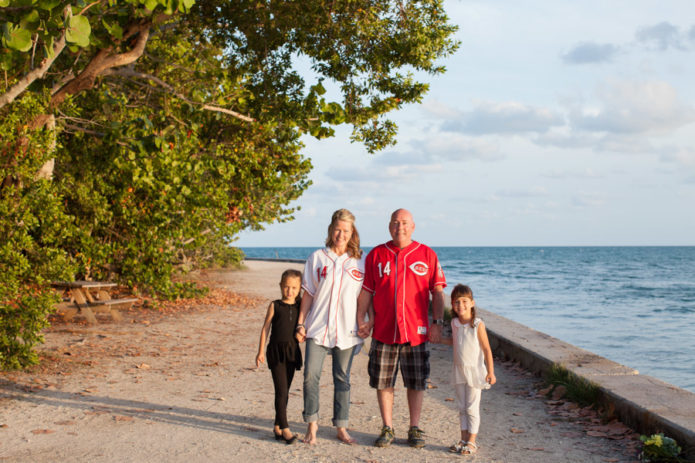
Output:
[562, 42, 620, 64]
[660, 146, 695, 167]
[350, 133, 505, 168]
[572, 193, 606, 208]
[421, 99, 462, 119]
[324, 162, 443, 184]
[409, 134, 503, 162]
[442, 101, 565, 135]
[568, 80, 695, 135]
[496, 186, 549, 198]
[300, 206, 318, 218]
[543, 168, 602, 179]
[635, 22, 687, 51]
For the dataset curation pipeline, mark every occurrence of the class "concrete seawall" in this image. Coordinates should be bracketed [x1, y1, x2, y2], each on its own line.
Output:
[480, 307, 695, 456]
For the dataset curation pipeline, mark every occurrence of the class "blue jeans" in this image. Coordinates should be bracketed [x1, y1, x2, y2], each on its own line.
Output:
[303, 338, 356, 428]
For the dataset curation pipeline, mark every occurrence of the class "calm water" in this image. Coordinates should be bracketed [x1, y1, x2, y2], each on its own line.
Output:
[241, 246, 695, 393]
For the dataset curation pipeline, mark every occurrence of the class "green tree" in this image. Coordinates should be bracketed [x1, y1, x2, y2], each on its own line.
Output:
[1, 0, 458, 368]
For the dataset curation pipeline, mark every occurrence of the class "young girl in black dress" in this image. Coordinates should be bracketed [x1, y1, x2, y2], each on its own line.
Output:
[255, 269, 303, 444]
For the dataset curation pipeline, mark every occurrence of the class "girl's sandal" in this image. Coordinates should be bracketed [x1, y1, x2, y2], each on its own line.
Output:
[449, 440, 466, 453]
[461, 442, 478, 455]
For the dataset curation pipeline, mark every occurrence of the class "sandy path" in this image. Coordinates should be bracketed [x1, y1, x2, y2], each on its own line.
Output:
[0, 261, 640, 462]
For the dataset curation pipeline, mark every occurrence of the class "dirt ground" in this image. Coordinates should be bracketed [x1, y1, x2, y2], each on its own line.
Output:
[1, 261, 642, 462]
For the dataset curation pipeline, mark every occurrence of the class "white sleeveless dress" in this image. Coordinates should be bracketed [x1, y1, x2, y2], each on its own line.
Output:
[451, 317, 491, 389]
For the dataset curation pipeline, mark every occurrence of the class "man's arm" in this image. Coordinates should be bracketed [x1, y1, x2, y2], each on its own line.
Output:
[356, 288, 374, 338]
[429, 285, 445, 344]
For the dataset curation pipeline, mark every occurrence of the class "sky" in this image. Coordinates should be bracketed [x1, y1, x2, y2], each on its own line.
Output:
[236, 0, 695, 248]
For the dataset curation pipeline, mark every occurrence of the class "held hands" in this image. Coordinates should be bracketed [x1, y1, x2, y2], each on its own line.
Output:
[429, 323, 443, 344]
[295, 325, 306, 343]
[357, 320, 373, 339]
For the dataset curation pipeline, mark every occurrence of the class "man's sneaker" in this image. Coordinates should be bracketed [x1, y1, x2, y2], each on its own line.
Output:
[407, 426, 425, 448]
[374, 425, 395, 447]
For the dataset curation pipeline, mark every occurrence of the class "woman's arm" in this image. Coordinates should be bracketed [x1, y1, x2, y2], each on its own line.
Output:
[256, 301, 275, 368]
[477, 321, 496, 385]
[295, 292, 313, 343]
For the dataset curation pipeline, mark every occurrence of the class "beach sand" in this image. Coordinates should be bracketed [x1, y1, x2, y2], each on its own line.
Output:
[0, 261, 641, 462]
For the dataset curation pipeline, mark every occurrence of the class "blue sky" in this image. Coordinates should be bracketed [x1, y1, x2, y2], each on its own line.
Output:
[237, 0, 695, 247]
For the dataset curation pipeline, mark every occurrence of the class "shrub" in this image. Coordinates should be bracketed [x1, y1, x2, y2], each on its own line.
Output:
[0, 95, 76, 369]
[639, 433, 682, 462]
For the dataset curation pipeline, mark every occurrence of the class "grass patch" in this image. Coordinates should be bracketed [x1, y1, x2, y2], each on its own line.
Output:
[546, 363, 600, 408]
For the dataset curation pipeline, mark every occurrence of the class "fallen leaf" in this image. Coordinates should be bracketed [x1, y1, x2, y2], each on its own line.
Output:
[445, 398, 454, 402]
[510, 428, 525, 434]
[114, 415, 134, 422]
[54, 420, 76, 426]
[0, 424, 8, 428]
[526, 447, 545, 451]
[31, 429, 55, 434]
[136, 363, 150, 369]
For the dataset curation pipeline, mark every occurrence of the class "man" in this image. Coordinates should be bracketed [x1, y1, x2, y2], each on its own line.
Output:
[357, 208, 446, 448]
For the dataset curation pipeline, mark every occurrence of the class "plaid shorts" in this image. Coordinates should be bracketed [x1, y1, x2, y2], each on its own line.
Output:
[368, 340, 430, 391]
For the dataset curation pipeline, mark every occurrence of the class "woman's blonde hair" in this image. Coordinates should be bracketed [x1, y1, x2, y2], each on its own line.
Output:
[325, 208, 362, 258]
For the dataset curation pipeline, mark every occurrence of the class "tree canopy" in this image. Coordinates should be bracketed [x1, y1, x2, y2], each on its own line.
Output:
[0, 0, 458, 368]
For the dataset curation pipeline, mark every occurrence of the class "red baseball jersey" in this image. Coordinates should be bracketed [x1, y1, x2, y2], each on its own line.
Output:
[362, 241, 446, 346]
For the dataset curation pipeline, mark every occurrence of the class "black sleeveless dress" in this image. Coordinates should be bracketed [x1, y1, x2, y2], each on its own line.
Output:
[266, 299, 303, 370]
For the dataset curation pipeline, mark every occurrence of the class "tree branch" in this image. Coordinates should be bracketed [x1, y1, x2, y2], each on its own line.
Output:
[0, 31, 67, 110]
[50, 23, 152, 107]
[103, 67, 256, 122]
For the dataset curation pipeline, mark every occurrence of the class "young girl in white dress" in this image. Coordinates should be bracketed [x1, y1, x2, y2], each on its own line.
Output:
[439, 284, 496, 455]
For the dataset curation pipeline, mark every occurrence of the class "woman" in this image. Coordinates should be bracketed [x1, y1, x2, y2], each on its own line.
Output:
[295, 209, 365, 445]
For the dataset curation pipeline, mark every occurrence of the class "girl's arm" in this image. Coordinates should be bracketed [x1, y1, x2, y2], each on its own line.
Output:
[256, 301, 275, 368]
[295, 292, 313, 343]
[477, 321, 497, 385]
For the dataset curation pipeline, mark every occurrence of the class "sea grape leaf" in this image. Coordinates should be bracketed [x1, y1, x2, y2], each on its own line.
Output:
[3, 24, 33, 52]
[66, 15, 91, 47]
[102, 20, 124, 40]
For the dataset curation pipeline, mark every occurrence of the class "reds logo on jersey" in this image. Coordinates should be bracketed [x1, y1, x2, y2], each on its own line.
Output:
[409, 261, 429, 276]
[348, 268, 364, 281]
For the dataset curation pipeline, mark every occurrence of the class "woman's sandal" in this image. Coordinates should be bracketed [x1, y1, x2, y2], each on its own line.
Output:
[461, 441, 478, 455]
[449, 440, 467, 453]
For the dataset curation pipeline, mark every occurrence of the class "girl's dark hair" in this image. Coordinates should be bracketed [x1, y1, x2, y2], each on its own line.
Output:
[450, 284, 476, 327]
[280, 269, 302, 286]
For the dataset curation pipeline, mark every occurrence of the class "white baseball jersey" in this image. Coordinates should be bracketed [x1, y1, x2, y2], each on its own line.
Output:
[302, 248, 365, 349]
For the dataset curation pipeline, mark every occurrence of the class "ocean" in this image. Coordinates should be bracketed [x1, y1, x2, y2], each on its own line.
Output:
[241, 246, 695, 393]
